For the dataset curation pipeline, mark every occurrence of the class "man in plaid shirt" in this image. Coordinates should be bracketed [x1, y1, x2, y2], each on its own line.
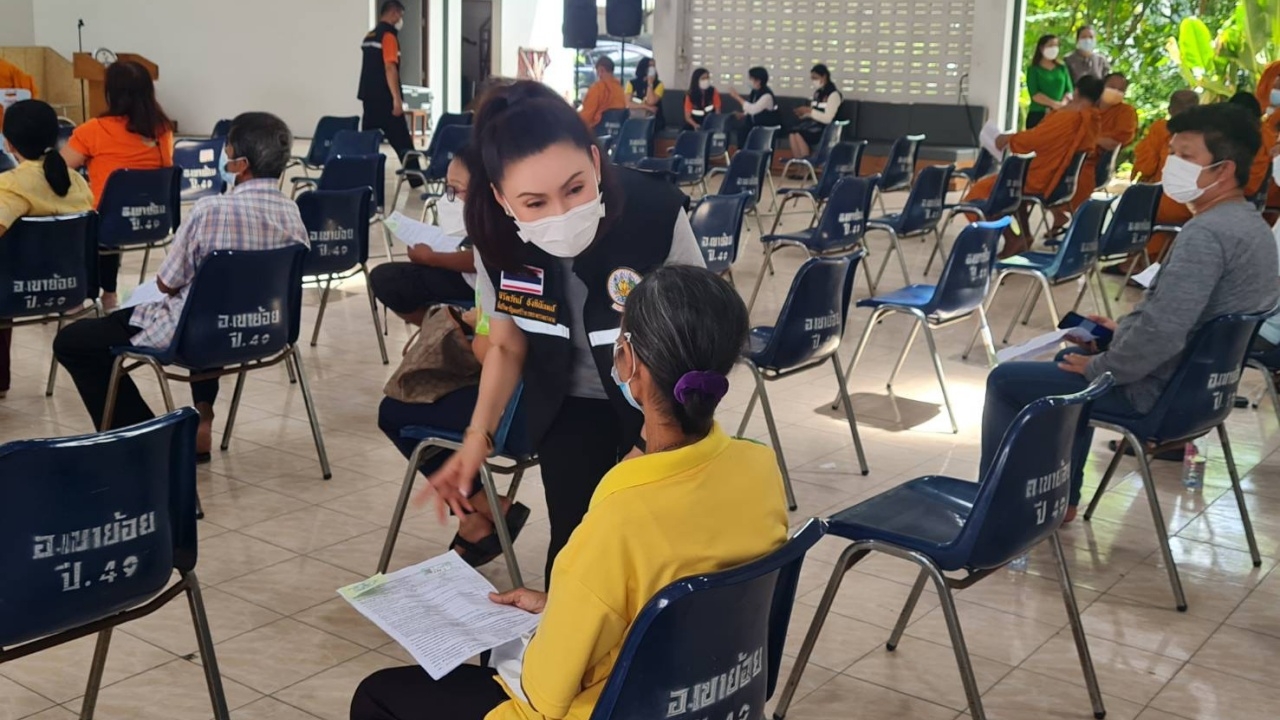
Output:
[55, 112, 310, 459]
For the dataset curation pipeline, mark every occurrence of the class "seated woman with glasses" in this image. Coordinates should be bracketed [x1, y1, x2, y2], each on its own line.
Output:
[350, 265, 789, 720]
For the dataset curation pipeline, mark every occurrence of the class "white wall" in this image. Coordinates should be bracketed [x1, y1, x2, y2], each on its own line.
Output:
[0, 0, 35, 46]
[30, 0, 372, 136]
[971, 0, 1018, 128]
[492, 0, 574, 98]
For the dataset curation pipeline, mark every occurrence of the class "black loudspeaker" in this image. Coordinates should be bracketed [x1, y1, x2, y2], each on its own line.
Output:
[563, 0, 598, 50]
[606, 0, 643, 37]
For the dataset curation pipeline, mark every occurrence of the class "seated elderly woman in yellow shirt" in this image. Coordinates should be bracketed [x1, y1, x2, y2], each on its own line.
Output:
[0, 100, 94, 399]
[350, 265, 791, 720]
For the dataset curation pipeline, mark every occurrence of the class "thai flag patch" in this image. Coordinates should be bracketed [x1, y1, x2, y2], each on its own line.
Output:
[500, 267, 545, 296]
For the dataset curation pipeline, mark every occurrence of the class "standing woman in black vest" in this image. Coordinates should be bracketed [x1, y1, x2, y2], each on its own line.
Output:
[357, 1, 421, 182]
[422, 81, 705, 579]
[789, 63, 843, 162]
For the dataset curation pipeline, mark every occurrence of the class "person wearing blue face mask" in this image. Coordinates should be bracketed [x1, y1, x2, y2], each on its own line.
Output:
[1064, 25, 1111, 84]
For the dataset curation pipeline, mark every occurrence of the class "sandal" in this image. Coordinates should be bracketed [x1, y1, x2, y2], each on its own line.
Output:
[449, 502, 532, 568]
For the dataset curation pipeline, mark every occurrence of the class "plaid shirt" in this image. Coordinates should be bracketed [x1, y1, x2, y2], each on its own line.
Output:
[131, 178, 310, 349]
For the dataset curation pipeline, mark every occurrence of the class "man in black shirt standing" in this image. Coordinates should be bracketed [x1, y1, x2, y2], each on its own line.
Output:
[359, 0, 421, 185]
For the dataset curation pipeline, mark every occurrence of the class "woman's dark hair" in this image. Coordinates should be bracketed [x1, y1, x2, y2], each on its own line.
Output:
[2, 100, 73, 197]
[1031, 34, 1060, 67]
[688, 68, 712, 107]
[623, 265, 748, 438]
[634, 57, 656, 81]
[104, 61, 172, 140]
[1074, 75, 1104, 104]
[466, 81, 622, 271]
[809, 63, 836, 98]
[748, 66, 769, 86]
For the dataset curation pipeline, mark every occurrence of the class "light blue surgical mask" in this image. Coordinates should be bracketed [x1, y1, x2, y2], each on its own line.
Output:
[219, 146, 238, 189]
[1269, 89, 1280, 109]
[611, 333, 643, 412]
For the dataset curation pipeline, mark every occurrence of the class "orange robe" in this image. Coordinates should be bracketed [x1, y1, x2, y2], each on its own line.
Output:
[1071, 102, 1137, 209]
[1246, 121, 1276, 200]
[1130, 118, 1190, 259]
[0, 58, 39, 131]
[965, 107, 1098, 203]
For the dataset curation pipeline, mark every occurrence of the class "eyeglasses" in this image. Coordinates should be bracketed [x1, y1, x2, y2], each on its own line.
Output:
[444, 186, 460, 203]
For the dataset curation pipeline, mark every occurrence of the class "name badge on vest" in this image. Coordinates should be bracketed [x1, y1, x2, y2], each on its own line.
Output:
[607, 267, 641, 312]
[498, 266, 559, 324]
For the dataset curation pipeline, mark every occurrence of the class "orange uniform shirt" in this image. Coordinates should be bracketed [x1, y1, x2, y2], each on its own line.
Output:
[67, 116, 175, 208]
[0, 58, 39, 131]
[382, 32, 400, 65]
[965, 107, 1097, 203]
[1071, 102, 1137, 208]
[578, 78, 627, 130]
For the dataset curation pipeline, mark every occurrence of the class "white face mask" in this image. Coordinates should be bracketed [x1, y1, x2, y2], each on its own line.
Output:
[1162, 155, 1222, 204]
[699, 79, 711, 90]
[812, 79, 823, 90]
[435, 196, 467, 237]
[1271, 155, 1280, 187]
[647, 67, 656, 78]
[506, 188, 606, 258]
[1077, 38, 1096, 53]
[394, 18, 404, 31]
[1043, 46, 1060, 61]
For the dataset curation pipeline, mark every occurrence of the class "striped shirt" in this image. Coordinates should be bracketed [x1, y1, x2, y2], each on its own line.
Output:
[131, 178, 310, 349]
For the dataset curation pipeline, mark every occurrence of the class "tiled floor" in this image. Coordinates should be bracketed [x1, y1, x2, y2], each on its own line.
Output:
[3, 145, 1280, 720]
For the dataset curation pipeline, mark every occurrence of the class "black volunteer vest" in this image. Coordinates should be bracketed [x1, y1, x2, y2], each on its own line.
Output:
[749, 86, 783, 128]
[485, 169, 685, 447]
[689, 88, 715, 125]
[358, 22, 400, 107]
[631, 77, 665, 131]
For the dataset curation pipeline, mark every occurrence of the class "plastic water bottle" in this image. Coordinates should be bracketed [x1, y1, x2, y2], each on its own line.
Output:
[1008, 552, 1029, 572]
[1182, 441, 1205, 490]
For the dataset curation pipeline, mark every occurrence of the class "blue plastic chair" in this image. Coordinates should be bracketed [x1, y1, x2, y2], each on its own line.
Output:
[768, 141, 866, 235]
[1246, 338, 1280, 426]
[782, 119, 849, 186]
[980, 197, 1112, 346]
[210, 118, 232, 139]
[102, 245, 331, 479]
[1095, 146, 1120, 189]
[297, 188, 387, 364]
[381, 385, 539, 588]
[722, 125, 781, 209]
[634, 155, 683, 185]
[696, 149, 769, 237]
[1083, 312, 1270, 611]
[96, 167, 182, 284]
[774, 375, 1114, 720]
[690, 192, 750, 282]
[595, 107, 630, 146]
[0, 409, 230, 719]
[0, 213, 98, 396]
[1094, 182, 1162, 304]
[930, 152, 1035, 275]
[669, 130, 712, 195]
[874, 133, 925, 214]
[289, 129, 384, 195]
[1024, 150, 1089, 240]
[611, 117, 655, 167]
[0, 151, 15, 173]
[738, 255, 870, 510]
[865, 163, 953, 290]
[590, 519, 825, 720]
[703, 112, 732, 165]
[747, 175, 880, 313]
[841, 218, 1010, 434]
[173, 138, 227, 202]
[951, 147, 998, 196]
[398, 115, 473, 211]
[295, 153, 393, 260]
[282, 115, 361, 178]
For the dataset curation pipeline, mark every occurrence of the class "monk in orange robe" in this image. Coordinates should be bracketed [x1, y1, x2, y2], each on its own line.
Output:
[1071, 73, 1137, 209]
[965, 76, 1103, 255]
[0, 57, 39, 132]
[1258, 62, 1280, 212]
[1129, 89, 1199, 264]
[1228, 91, 1274, 201]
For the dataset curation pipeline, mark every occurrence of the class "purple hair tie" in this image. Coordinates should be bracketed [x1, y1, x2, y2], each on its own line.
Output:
[673, 371, 729, 405]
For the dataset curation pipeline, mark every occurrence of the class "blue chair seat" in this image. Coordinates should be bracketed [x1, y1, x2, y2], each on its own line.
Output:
[290, 176, 320, 185]
[828, 475, 979, 569]
[855, 284, 937, 310]
[780, 184, 820, 197]
[868, 212, 903, 228]
[400, 425, 466, 445]
[761, 232, 813, 246]
[996, 251, 1057, 271]
[744, 326, 774, 361]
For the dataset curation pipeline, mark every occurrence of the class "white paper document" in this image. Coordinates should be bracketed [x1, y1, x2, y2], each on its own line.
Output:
[1132, 262, 1160, 288]
[339, 552, 541, 680]
[979, 120, 1003, 160]
[121, 280, 166, 310]
[996, 327, 1094, 363]
[384, 211, 464, 253]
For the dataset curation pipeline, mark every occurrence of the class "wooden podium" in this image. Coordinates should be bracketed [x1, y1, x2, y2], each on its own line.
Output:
[73, 53, 158, 118]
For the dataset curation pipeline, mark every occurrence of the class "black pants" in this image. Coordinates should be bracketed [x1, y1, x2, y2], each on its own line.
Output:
[0, 327, 10, 392]
[370, 263, 473, 317]
[52, 308, 219, 430]
[100, 254, 121, 293]
[351, 665, 506, 720]
[378, 388, 479, 490]
[538, 396, 628, 579]
[363, 102, 421, 174]
[1025, 110, 1046, 129]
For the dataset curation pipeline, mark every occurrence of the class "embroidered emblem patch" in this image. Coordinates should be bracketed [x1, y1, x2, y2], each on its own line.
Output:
[607, 267, 641, 312]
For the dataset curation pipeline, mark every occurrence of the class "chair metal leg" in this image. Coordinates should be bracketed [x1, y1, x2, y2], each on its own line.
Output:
[46, 316, 66, 396]
[859, 247, 878, 297]
[363, 264, 389, 364]
[285, 356, 298, 384]
[1217, 424, 1263, 567]
[310, 279, 333, 347]
[766, 171, 779, 212]
[1115, 425, 1187, 610]
[1002, 279, 1036, 344]
[1036, 273, 1061, 328]
[480, 465, 524, 588]
[749, 362, 796, 510]
[220, 370, 247, 452]
[736, 386, 760, 437]
[886, 319, 921, 390]
[746, 245, 776, 314]
[1083, 441, 1126, 521]
[101, 356, 127, 432]
[79, 628, 113, 720]
[974, 306, 998, 367]
[769, 194, 799, 235]
[925, 216, 954, 276]
[1118, 253, 1143, 297]
[925, 561, 986, 719]
[1091, 266, 1113, 318]
[1019, 281, 1043, 326]
[1049, 533, 1107, 720]
[289, 348, 332, 480]
[772, 544, 868, 719]
[919, 323, 959, 433]
[830, 352, 870, 475]
[379, 442, 438, 573]
[876, 191, 888, 216]
[886, 568, 929, 651]
[834, 308, 883, 410]
[139, 245, 152, 284]
[964, 271, 1005, 359]
[184, 572, 232, 720]
[1256, 360, 1280, 427]
[389, 177, 406, 215]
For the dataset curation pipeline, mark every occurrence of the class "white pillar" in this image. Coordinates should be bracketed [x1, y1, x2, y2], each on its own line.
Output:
[0, 0, 35, 45]
[969, 0, 1019, 129]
